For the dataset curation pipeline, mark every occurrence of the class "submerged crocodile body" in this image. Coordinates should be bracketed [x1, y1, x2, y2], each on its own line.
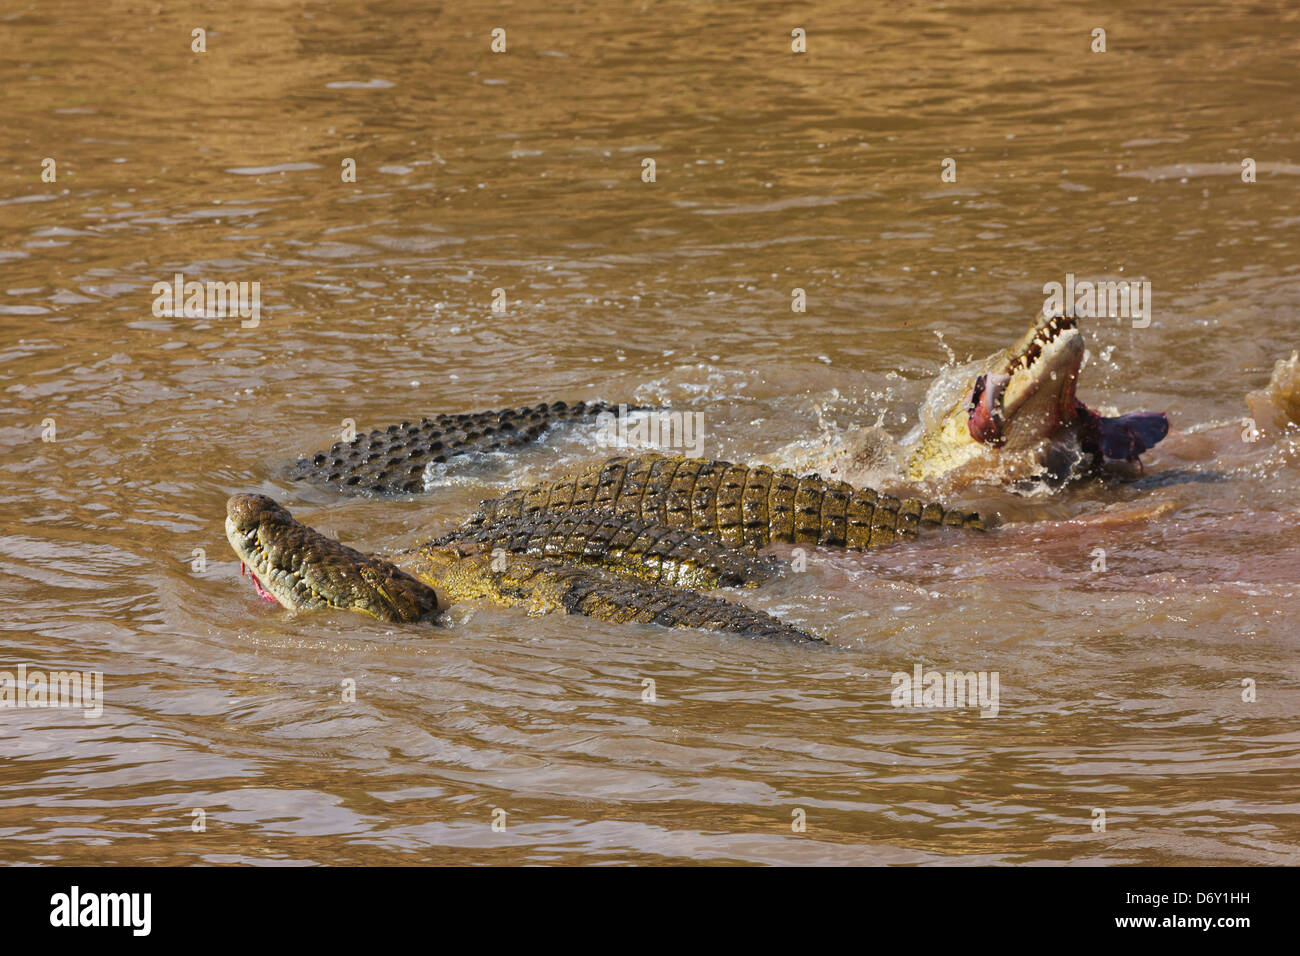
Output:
[410, 540, 822, 644]
[230, 442, 982, 643]
[226, 310, 1176, 644]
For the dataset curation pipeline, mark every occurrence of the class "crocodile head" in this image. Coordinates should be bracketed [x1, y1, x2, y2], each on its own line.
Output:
[224, 493, 447, 623]
[905, 311, 1168, 483]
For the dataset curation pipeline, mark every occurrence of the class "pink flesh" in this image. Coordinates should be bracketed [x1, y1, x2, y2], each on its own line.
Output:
[968, 375, 1169, 466]
[241, 561, 280, 603]
[967, 373, 1010, 446]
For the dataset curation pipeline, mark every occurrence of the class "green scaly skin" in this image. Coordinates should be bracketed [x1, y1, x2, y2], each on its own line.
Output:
[231, 401, 987, 644]
[225, 496, 818, 641]
[468, 454, 984, 550]
[225, 494, 447, 624]
[428, 508, 780, 590]
[291, 400, 629, 495]
[410, 542, 824, 645]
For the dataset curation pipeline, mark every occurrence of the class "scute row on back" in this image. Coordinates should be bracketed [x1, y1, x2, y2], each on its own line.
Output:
[290, 400, 625, 495]
[426, 507, 780, 590]
[468, 454, 984, 550]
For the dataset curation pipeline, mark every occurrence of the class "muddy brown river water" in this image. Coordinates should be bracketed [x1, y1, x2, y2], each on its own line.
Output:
[1, 1, 1298, 865]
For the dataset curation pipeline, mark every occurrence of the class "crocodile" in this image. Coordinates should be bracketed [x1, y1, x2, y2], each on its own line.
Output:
[800, 311, 1170, 488]
[225, 310, 1172, 644]
[909, 310, 1170, 482]
[228, 493, 831, 643]
[228, 448, 983, 643]
[230, 494, 821, 642]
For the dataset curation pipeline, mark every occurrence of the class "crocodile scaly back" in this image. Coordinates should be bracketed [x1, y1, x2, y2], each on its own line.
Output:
[469, 455, 984, 550]
[290, 401, 622, 495]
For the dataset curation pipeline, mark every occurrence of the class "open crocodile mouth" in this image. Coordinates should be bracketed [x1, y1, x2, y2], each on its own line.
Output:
[224, 493, 447, 623]
[966, 311, 1082, 447]
[965, 310, 1169, 462]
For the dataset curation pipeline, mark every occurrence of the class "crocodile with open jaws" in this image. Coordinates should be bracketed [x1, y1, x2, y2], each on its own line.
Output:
[226, 311, 1173, 645]
[794, 310, 1171, 489]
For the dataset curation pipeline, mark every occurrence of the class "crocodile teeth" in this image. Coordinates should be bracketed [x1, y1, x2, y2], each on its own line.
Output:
[1010, 312, 1078, 373]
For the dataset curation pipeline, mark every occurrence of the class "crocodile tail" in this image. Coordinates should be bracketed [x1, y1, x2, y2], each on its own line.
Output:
[433, 507, 779, 589]
[471, 456, 984, 550]
[290, 400, 627, 495]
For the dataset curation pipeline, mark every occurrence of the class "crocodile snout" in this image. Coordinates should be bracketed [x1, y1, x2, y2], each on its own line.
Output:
[226, 493, 288, 533]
